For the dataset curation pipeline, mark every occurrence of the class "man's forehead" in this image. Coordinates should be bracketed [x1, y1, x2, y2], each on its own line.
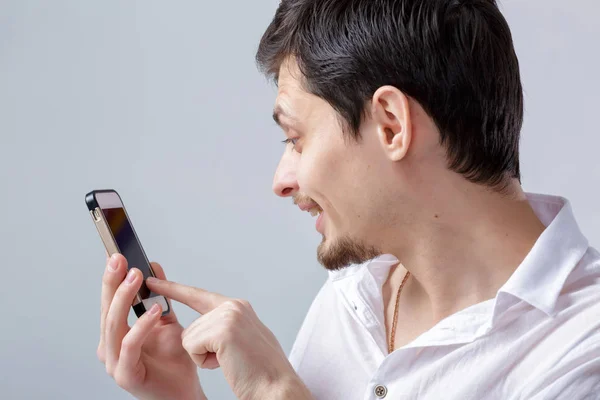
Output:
[277, 57, 303, 92]
[273, 58, 322, 122]
[275, 74, 301, 112]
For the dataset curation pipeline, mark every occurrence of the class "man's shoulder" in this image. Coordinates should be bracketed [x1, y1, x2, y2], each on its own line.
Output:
[501, 246, 600, 399]
[551, 245, 600, 357]
[562, 245, 600, 299]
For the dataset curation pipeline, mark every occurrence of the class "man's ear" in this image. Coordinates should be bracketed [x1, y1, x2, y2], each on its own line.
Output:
[370, 86, 412, 162]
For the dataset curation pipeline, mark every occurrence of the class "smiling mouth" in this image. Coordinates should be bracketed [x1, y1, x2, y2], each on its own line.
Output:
[308, 205, 323, 217]
[293, 195, 324, 217]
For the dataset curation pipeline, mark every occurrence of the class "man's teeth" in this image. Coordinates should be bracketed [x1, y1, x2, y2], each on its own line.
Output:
[309, 207, 322, 217]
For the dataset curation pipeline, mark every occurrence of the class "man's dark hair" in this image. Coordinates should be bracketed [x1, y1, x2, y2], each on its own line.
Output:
[256, 0, 523, 191]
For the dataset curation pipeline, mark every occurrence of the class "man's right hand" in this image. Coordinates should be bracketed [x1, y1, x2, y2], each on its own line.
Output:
[98, 253, 206, 400]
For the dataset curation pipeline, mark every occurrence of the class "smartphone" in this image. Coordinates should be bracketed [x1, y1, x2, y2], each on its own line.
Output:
[85, 189, 170, 317]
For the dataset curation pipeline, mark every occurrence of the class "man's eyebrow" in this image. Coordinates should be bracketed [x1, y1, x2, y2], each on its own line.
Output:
[272, 104, 295, 128]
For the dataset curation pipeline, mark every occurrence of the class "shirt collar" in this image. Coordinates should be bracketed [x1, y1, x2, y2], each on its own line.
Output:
[496, 193, 588, 317]
[328, 192, 589, 318]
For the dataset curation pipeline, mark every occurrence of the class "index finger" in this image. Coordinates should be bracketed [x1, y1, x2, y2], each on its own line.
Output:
[148, 262, 179, 324]
[146, 278, 227, 314]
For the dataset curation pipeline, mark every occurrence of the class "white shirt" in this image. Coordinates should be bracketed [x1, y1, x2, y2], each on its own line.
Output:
[289, 193, 600, 399]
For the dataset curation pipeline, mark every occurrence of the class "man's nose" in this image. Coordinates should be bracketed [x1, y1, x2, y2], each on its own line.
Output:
[273, 154, 299, 197]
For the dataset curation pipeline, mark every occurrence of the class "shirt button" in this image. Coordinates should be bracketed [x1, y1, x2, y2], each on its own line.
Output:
[374, 385, 387, 398]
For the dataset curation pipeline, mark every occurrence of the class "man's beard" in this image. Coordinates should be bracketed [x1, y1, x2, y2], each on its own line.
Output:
[317, 235, 381, 271]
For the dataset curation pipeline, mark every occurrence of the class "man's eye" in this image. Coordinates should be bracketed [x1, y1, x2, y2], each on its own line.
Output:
[281, 138, 300, 151]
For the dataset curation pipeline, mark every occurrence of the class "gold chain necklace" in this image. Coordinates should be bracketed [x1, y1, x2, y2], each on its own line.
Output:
[389, 270, 411, 354]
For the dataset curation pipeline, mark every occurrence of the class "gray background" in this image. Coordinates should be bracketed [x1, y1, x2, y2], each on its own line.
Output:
[0, 0, 598, 399]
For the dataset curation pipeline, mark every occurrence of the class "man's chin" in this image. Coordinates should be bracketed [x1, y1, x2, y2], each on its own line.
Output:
[317, 235, 381, 271]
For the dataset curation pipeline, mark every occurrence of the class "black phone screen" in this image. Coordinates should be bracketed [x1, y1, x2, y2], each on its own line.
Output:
[103, 207, 153, 299]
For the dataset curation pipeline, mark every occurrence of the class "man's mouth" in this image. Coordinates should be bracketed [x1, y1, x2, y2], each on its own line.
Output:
[293, 196, 324, 219]
[295, 199, 325, 234]
[308, 205, 323, 217]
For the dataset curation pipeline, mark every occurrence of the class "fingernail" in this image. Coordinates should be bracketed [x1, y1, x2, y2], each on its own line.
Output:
[107, 254, 118, 272]
[125, 269, 137, 284]
[146, 277, 159, 285]
[150, 304, 161, 315]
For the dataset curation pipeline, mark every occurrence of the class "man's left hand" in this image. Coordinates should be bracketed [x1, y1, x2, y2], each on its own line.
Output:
[146, 276, 313, 400]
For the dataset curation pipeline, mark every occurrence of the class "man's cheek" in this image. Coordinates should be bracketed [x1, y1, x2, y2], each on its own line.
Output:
[296, 153, 319, 187]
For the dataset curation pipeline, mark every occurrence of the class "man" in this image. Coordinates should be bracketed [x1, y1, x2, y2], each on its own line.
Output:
[97, 0, 600, 399]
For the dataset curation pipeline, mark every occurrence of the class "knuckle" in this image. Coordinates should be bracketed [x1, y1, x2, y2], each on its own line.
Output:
[236, 299, 252, 310]
[221, 308, 241, 324]
[223, 299, 238, 309]
[113, 279, 137, 302]
[120, 337, 134, 354]
[222, 299, 252, 322]
[226, 299, 246, 313]
[114, 372, 132, 391]
[96, 345, 106, 364]
[102, 270, 115, 286]
[105, 363, 115, 377]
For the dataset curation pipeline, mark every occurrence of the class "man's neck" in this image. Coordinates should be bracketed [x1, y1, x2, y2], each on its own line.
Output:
[383, 182, 546, 325]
